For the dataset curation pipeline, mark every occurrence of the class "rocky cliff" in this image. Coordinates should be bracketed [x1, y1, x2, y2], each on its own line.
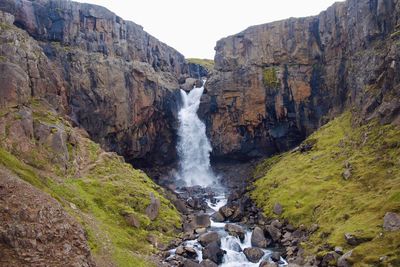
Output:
[203, 0, 400, 160]
[0, 0, 204, 167]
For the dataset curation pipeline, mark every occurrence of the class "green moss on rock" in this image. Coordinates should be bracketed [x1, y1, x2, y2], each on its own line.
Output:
[251, 112, 400, 266]
[263, 67, 280, 88]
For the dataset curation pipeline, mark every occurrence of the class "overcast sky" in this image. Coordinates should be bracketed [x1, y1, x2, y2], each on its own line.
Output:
[74, 0, 341, 59]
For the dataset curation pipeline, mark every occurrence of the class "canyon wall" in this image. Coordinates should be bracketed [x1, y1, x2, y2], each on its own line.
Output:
[202, 0, 400, 160]
[0, 0, 203, 166]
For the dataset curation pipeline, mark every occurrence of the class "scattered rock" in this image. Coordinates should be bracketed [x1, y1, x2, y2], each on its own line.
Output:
[176, 246, 198, 259]
[243, 247, 265, 263]
[211, 211, 225, 222]
[271, 220, 283, 229]
[145, 192, 160, 221]
[342, 169, 352, 180]
[383, 212, 400, 231]
[200, 259, 218, 267]
[194, 214, 211, 228]
[184, 259, 201, 267]
[251, 226, 270, 248]
[337, 250, 352, 267]
[344, 233, 372, 246]
[202, 241, 225, 264]
[321, 251, 340, 267]
[334, 246, 344, 255]
[198, 232, 220, 247]
[224, 223, 245, 241]
[220, 205, 235, 218]
[265, 225, 282, 242]
[259, 261, 278, 267]
[309, 223, 319, 233]
[124, 214, 140, 228]
[273, 203, 283, 215]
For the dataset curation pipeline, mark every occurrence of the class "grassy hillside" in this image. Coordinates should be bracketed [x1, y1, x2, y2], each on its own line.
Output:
[187, 58, 215, 71]
[0, 100, 181, 266]
[251, 112, 400, 266]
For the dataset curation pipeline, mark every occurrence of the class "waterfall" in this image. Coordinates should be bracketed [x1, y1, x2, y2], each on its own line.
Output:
[176, 82, 216, 187]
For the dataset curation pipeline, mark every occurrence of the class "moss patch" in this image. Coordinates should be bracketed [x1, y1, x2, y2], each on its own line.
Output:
[263, 67, 280, 88]
[251, 112, 400, 266]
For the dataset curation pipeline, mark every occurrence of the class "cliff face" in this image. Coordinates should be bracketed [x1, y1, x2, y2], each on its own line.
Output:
[203, 0, 400, 160]
[0, 0, 199, 166]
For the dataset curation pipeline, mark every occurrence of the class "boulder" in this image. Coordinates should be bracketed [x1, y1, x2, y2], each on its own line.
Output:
[251, 227, 270, 248]
[145, 193, 160, 221]
[194, 214, 211, 228]
[344, 233, 372, 246]
[200, 259, 218, 267]
[211, 211, 225, 222]
[202, 241, 225, 264]
[273, 203, 283, 215]
[259, 261, 278, 267]
[176, 246, 198, 260]
[337, 250, 353, 267]
[321, 251, 340, 267]
[383, 212, 400, 231]
[220, 205, 235, 218]
[124, 214, 140, 228]
[265, 225, 282, 242]
[198, 232, 220, 247]
[243, 247, 265, 263]
[270, 252, 281, 262]
[184, 259, 201, 267]
[224, 223, 245, 241]
[271, 220, 283, 229]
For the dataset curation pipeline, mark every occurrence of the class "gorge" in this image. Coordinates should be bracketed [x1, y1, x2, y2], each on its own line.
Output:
[0, 0, 399, 266]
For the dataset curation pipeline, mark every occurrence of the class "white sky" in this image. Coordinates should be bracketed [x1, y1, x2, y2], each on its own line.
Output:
[74, 0, 341, 59]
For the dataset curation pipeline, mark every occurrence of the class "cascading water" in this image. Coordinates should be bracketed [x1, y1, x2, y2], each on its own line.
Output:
[176, 81, 216, 187]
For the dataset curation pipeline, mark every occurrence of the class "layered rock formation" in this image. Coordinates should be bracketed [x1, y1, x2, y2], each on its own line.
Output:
[202, 0, 400, 160]
[0, 0, 202, 166]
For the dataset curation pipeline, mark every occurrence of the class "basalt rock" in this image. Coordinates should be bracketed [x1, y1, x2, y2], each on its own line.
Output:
[202, 0, 400, 160]
[243, 247, 265, 263]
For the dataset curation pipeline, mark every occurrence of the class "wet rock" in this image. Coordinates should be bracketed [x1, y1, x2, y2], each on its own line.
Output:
[198, 232, 220, 247]
[230, 241, 242, 252]
[145, 193, 160, 221]
[265, 225, 282, 242]
[383, 212, 400, 231]
[259, 261, 278, 267]
[337, 250, 353, 267]
[220, 205, 235, 218]
[321, 251, 340, 267]
[344, 233, 372, 246]
[251, 226, 270, 248]
[273, 203, 283, 215]
[270, 252, 281, 262]
[124, 214, 140, 228]
[176, 246, 198, 260]
[184, 259, 201, 267]
[196, 228, 207, 235]
[224, 223, 245, 241]
[200, 259, 218, 267]
[243, 247, 265, 263]
[211, 211, 225, 222]
[202, 241, 225, 264]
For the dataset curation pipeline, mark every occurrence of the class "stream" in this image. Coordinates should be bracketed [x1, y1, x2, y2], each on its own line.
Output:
[163, 81, 288, 266]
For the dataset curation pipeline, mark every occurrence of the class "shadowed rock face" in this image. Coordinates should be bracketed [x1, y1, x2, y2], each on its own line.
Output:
[0, 0, 201, 166]
[202, 0, 400, 160]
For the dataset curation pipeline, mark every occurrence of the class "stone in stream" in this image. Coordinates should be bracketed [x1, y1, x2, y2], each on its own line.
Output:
[224, 223, 245, 241]
[259, 261, 278, 267]
[231, 241, 242, 252]
[175, 246, 198, 260]
[145, 192, 160, 220]
[243, 247, 265, 263]
[183, 259, 201, 267]
[200, 259, 218, 267]
[211, 211, 225, 222]
[184, 213, 211, 233]
[251, 226, 270, 248]
[270, 251, 281, 262]
[219, 205, 235, 218]
[202, 241, 225, 264]
[198, 232, 221, 247]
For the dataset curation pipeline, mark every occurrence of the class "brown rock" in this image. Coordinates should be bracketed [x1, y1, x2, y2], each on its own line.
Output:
[273, 203, 283, 215]
[202, 241, 225, 264]
[200, 259, 218, 267]
[198, 232, 220, 247]
[251, 226, 270, 248]
[224, 223, 245, 241]
[124, 214, 140, 228]
[265, 225, 282, 242]
[243, 247, 265, 263]
[211, 211, 225, 222]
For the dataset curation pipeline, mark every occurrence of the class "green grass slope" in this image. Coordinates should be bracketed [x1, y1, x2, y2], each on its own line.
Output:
[0, 101, 181, 266]
[187, 58, 215, 71]
[251, 112, 400, 266]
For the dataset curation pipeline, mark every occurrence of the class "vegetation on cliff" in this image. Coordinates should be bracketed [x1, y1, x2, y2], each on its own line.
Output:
[0, 101, 181, 266]
[252, 112, 400, 266]
[187, 58, 215, 71]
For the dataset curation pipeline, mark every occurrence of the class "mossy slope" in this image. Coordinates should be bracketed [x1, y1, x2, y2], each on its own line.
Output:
[187, 58, 215, 71]
[0, 101, 181, 267]
[252, 112, 400, 266]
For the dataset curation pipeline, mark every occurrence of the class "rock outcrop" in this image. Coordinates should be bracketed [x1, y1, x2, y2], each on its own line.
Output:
[0, 0, 203, 166]
[202, 0, 400, 160]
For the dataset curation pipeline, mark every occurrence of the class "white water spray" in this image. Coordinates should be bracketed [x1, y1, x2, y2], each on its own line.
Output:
[176, 82, 216, 187]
